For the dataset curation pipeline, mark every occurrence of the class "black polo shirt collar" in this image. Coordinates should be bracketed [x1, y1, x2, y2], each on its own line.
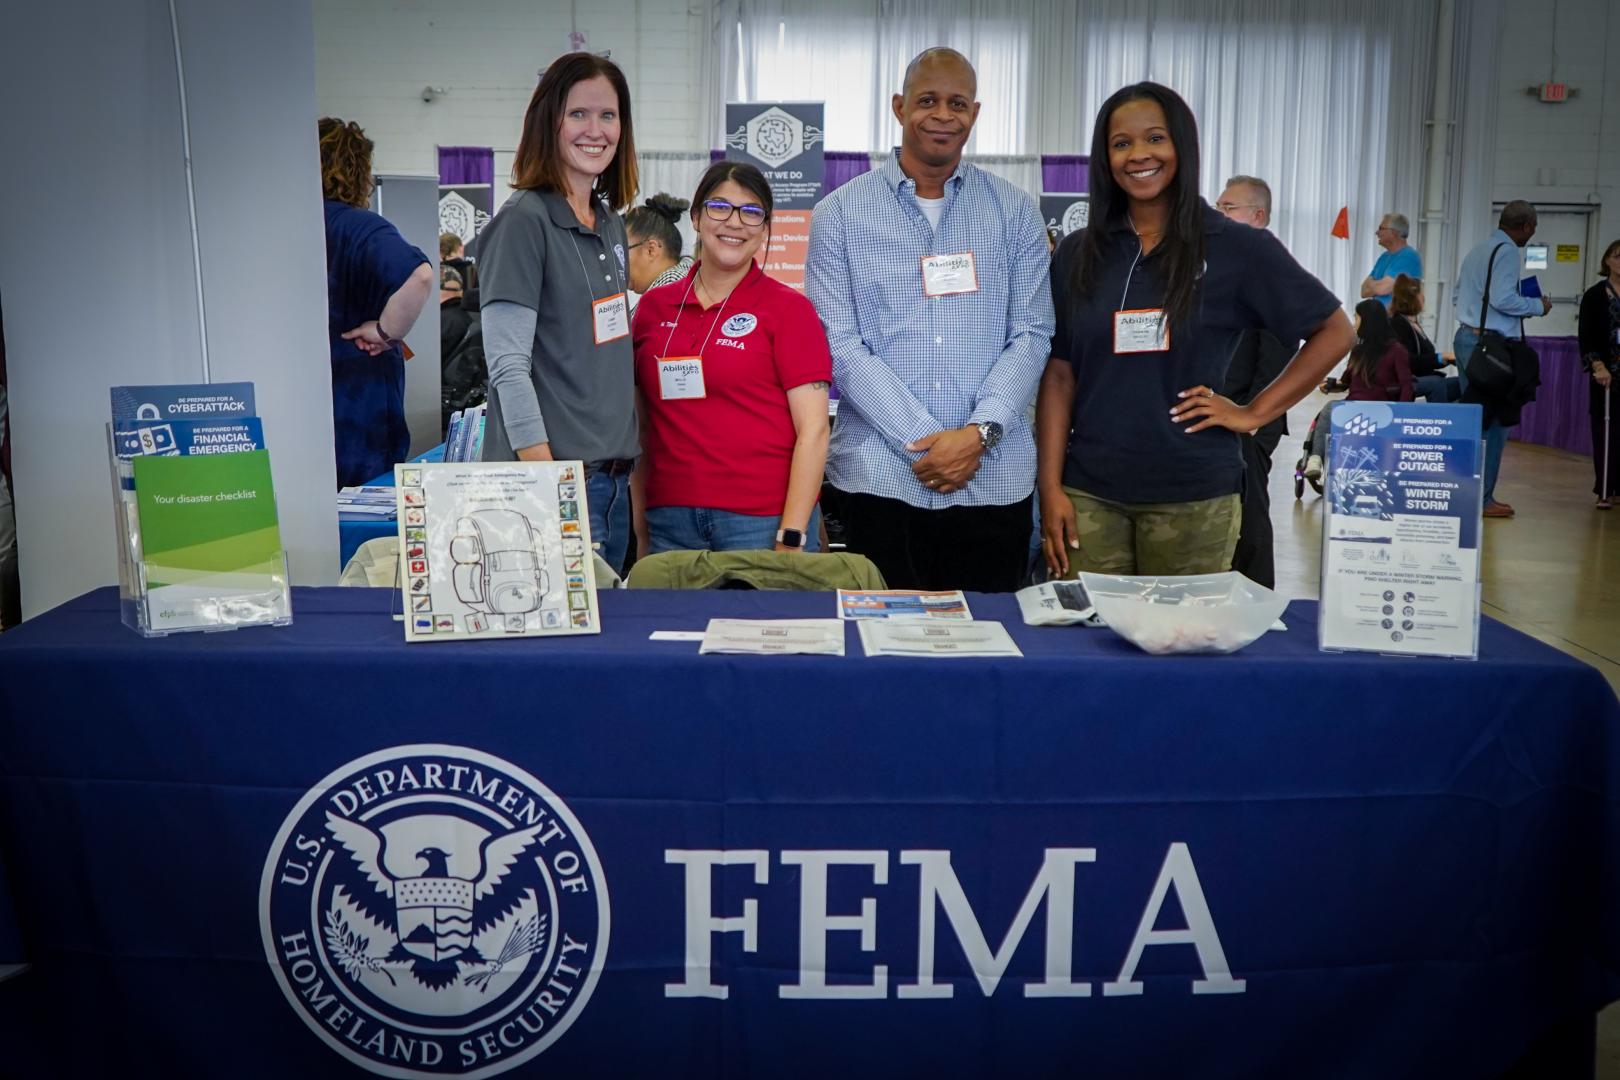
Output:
[1103, 200, 1230, 247]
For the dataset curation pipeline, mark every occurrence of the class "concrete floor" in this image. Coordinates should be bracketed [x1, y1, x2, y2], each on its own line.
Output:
[1271, 393, 1620, 1077]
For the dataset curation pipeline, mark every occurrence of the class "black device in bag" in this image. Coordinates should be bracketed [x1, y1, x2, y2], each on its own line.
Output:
[1464, 242, 1535, 396]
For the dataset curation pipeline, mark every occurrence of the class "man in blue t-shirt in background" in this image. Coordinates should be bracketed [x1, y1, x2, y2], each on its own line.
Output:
[1360, 212, 1422, 308]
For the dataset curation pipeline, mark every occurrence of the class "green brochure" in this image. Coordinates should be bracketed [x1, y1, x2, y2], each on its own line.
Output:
[131, 449, 290, 630]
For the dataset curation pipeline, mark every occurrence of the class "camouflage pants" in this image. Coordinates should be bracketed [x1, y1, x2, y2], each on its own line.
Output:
[1058, 486, 1242, 578]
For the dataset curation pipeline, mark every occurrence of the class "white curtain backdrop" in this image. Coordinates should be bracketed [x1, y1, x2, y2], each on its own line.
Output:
[635, 151, 712, 256]
[718, 0, 1442, 307]
[734, 0, 1029, 154]
[1432, 0, 1503, 342]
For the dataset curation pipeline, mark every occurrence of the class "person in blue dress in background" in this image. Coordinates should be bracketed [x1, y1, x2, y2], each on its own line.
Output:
[319, 117, 434, 488]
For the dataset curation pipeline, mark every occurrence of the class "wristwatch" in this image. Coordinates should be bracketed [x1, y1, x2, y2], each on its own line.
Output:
[974, 420, 1003, 451]
[775, 527, 807, 549]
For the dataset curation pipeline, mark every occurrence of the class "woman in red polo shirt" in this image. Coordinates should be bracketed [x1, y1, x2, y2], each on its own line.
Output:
[630, 161, 831, 555]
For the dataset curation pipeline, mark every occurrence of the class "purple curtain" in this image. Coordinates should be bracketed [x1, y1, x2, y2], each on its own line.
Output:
[438, 146, 494, 186]
[1042, 155, 1088, 194]
[709, 150, 867, 195]
[1512, 336, 1591, 455]
[825, 152, 873, 194]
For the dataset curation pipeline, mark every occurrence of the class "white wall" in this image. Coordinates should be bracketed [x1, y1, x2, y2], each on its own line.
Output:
[1491, 0, 1620, 256]
[0, 0, 338, 619]
[312, 0, 707, 203]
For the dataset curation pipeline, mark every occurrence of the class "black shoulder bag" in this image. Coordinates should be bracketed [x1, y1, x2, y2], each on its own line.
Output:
[1464, 242, 1537, 397]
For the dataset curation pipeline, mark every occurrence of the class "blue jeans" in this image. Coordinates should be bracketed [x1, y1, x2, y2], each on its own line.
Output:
[587, 470, 631, 573]
[646, 505, 822, 554]
[1453, 326, 1507, 503]
[1413, 373, 1451, 403]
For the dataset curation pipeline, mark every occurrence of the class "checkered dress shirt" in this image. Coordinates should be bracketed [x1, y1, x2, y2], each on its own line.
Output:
[807, 150, 1054, 508]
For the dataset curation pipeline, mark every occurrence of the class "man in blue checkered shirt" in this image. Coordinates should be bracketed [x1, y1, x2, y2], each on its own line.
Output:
[807, 48, 1054, 592]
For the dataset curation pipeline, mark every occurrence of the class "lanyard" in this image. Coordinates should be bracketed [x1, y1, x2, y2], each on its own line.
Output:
[566, 198, 624, 300]
[1118, 239, 1145, 312]
[660, 269, 734, 361]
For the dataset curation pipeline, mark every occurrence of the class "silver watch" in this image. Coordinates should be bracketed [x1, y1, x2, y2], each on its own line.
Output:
[974, 420, 1003, 451]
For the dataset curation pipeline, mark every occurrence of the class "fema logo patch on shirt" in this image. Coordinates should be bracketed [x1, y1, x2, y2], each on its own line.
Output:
[721, 313, 759, 338]
[260, 744, 610, 1077]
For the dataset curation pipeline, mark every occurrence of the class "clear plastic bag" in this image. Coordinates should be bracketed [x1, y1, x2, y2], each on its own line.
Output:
[1078, 571, 1286, 656]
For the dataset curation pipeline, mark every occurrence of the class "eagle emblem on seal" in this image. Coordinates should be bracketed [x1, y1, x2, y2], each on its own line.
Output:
[325, 813, 548, 991]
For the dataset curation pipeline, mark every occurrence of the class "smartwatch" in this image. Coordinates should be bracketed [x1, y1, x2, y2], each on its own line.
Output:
[775, 527, 807, 549]
[974, 420, 1003, 451]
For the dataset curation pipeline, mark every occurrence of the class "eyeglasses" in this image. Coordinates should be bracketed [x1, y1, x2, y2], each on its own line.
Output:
[1215, 202, 1261, 214]
[703, 199, 767, 227]
[627, 240, 651, 251]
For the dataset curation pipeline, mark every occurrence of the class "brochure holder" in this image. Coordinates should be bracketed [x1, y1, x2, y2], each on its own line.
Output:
[1316, 402, 1483, 660]
[107, 423, 293, 637]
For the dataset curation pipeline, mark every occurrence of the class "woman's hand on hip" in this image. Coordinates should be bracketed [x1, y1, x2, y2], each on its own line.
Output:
[1169, 386, 1257, 435]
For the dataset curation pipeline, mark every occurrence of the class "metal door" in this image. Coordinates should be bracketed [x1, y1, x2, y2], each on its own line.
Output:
[1492, 204, 1598, 338]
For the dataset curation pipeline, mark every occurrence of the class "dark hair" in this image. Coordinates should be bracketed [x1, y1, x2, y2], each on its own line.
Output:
[1389, 273, 1423, 317]
[317, 117, 373, 207]
[1499, 199, 1537, 232]
[625, 193, 690, 259]
[690, 161, 773, 221]
[1071, 83, 1205, 333]
[1347, 299, 1396, 387]
[511, 53, 638, 211]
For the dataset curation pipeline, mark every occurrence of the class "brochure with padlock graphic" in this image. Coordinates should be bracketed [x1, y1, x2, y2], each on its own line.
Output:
[110, 382, 256, 457]
[395, 462, 600, 642]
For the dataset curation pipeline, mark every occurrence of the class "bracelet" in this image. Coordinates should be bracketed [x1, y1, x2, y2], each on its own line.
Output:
[375, 319, 395, 345]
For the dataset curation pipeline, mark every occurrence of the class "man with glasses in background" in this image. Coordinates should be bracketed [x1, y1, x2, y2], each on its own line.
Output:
[1361, 211, 1422, 308]
[806, 47, 1053, 591]
[1215, 176, 1291, 588]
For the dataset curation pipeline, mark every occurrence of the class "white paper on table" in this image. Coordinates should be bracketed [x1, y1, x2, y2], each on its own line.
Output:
[836, 589, 972, 620]
[858, 619, 1023, 658]
[1015, 581, 1103, 626]
[649, 630, 706, 641]
[699, 618, 847, 656]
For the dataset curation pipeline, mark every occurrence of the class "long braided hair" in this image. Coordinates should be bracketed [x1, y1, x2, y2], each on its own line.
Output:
[318, 117, 374, 208]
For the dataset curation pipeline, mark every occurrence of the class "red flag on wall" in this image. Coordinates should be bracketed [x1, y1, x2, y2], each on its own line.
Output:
[1330, 207, 1350, 239]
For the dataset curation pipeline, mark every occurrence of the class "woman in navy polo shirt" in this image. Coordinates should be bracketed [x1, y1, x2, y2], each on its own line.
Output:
[1036, 82, 1354, 579]
[319, 117, 434, 489]
[629, 162, 831, 555]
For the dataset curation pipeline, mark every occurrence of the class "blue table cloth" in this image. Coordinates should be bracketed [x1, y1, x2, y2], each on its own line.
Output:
[0, 586, 1616, 1078]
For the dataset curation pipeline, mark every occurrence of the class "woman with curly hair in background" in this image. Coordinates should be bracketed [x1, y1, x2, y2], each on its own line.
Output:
[319, 117, 434, 488]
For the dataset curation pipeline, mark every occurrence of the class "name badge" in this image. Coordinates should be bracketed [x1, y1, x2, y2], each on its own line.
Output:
[921, 252, 979, 297]
[593, 293, 630, 344]
[1114, 309, 1171, 354]
[657, 356, 707, 400]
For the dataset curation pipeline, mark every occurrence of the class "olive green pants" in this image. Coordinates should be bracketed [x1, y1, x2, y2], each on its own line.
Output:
[1057, 486, 1242, 578]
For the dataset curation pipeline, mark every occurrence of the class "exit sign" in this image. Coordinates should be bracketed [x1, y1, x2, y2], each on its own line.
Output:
[1540, 82, 1569, 103]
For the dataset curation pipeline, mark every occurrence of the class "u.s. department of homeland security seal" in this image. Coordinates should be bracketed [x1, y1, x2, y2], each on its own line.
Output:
[260, 745, 610, 1078]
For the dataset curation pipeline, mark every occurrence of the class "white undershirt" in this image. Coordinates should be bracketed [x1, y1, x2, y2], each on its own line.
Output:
[916, 195, 945, 231]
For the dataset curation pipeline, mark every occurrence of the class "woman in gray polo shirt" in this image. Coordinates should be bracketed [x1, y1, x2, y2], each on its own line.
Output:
[478, 53, 640, 572]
